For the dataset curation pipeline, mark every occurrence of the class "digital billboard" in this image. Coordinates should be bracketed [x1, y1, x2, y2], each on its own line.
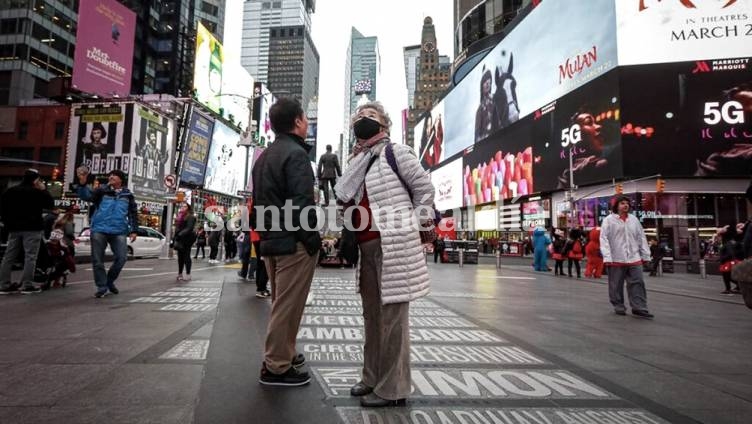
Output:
[430, 158, 463, 212]
[65, 103, 134, 185]
[220, 62, 254, 132]
[462, 122, 534, 207]
[194, 22, 224, 114]
[128, 105, 176, 202]
[417, 100, 445, 170]
[180, 109, 214, 186]
[444, 0, 618, 158]
[534, 69, 623, 192]
[621, 59, 752, 177]
[616, 0, 751, 66]
[72, 0, 136, 97]
[252, 82, 277, 147]
[204, 121, 245, 196]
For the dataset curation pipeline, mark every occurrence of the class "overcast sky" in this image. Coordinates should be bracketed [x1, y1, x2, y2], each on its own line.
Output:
[224, 0, 454, 159]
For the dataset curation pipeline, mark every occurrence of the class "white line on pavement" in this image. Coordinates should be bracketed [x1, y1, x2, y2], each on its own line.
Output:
[84, 267, 154, 271]
[495, 276, 536, 280]
[66, 266, 217, 286]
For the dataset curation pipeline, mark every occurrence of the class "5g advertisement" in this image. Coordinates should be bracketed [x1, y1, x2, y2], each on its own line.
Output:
[621, 58, 752, 177]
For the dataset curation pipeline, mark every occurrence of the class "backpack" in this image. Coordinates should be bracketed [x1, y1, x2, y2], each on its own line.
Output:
[382, 143, 441, 244]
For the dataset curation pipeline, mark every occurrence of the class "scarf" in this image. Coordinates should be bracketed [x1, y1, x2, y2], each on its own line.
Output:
[335, 133, 389, 204]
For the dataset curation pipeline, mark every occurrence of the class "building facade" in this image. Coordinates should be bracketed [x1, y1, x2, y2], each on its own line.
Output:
[405, 17, 450, 150]
[343, 27, 379, 150]
[0, 104, 70, 193]
[240, 0, 315, 84]
[266, 24, 319, 111]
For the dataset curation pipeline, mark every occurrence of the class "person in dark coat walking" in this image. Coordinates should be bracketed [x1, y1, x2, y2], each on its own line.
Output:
[718, 224, 744, 294]
[194, 228, 206, 259]
[0, 169, 54, 294]
[174, 203, 197, 281]
[317, 144, 342, 206]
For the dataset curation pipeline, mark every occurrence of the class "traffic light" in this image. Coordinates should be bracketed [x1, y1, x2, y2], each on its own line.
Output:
[656, 178, 665, 193]
[615, 183, 623, 194]
[175, 191, 185, 203]
[51, 167, 60, 180]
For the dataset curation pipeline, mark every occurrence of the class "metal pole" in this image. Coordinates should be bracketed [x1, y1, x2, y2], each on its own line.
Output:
[657, 258, 663, 277]
[161, 201, 174, 260]
[699, 258, 706, 279]
[496, 248, 501, 269]
[459, 247, 464, 268]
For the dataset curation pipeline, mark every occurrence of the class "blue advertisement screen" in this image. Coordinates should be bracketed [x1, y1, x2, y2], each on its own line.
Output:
[180, 110, 214, 185]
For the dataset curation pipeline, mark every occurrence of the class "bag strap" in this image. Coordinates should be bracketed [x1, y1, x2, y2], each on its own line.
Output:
[383, 143, 413, 200]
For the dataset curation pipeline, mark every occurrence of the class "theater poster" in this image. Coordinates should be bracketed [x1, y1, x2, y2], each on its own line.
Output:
[65, 103, 134, 188]
[128, 105, 176, 202]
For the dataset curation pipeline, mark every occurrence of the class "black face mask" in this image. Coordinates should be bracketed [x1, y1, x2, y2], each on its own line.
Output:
[353, 117, 382, 140]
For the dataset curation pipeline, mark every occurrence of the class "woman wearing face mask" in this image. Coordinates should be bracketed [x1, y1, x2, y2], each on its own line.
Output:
[334, 102, 435, 408]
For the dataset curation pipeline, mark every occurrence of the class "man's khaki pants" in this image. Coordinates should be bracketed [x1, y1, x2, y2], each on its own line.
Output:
[264, 243, 317, 374]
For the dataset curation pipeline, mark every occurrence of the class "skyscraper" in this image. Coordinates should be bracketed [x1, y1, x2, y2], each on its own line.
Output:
[343, 27, 380, 150]
[266, 25, 320, 116]
[405, 17, 450, 150]
[240, 0, 315, 84]
[403, 45, 422, 109]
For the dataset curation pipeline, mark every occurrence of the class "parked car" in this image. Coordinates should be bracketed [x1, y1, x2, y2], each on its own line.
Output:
[75, 226, 166, 258]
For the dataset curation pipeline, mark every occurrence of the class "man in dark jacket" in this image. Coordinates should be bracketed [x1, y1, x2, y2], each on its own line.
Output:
[76, 168, 138, 298]
[317, 144, 341, 206]
[0, 169, 54, 294]
[252, 97, 320, 387]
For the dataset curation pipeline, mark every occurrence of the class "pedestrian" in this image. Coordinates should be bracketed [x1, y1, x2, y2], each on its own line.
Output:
[252, 235, 270, 298]
[237, 229, 253, 281]
[334, 101, 434, 407]
[532, 226, 551, 272]
[42, 207, 61, 240]
[584, 228, 603, 278]
[174, 203, 197, 281]
[600, 196, 654, 319]
[564, 229, 583, 278]
[718, 224, 743, 294]
[251, 97, 321, 386]
[223, 229, 236, 262]
[432, 237, 445, 263]
[551, 229, 566, 276]
[647, 238, 663, 277]
[194, 227, 207, 259]
[207, 226, 221, 263]
[75, 168, 138, 298]
[55, 207, 77, 257]
[0, 169, 54, 294]
[317, 144, 342, 206]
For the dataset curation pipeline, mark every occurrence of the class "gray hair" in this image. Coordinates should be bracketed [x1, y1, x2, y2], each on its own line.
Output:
[350, 101, 392, 130]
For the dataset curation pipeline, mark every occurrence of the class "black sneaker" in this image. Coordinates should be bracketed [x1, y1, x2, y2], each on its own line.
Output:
[256, 290, 270, 298]
[108, 286, 119, 295]
[614, 309, 626, 316]
[292, 353, 305, 368]
[259, 364, 311, 386]
[632, 309, 654, 319]
[0, 282, 20, 295]
[94, 290, 108, 298]
[21, 285, 42, 294]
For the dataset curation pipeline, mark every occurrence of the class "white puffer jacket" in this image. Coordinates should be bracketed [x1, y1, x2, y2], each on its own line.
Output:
[360, 143, 435, 305]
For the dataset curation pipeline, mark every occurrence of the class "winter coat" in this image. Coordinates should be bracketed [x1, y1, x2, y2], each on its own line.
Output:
[251, 133, 321, 256]
[599, 213, 650, 264]
[77, 184, 138, 236]
[358, 142, 435, 305]
[175, 215, 197, 247]
[317, 152, 342, 179]
[0, 182, 54, 232]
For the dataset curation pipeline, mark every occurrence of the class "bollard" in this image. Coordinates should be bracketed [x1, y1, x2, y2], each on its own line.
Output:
[459, 248, 464, 268]
[699, 258, 707, 279]
[657, 258, 663, 277]
[496, 249, 501, 269]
